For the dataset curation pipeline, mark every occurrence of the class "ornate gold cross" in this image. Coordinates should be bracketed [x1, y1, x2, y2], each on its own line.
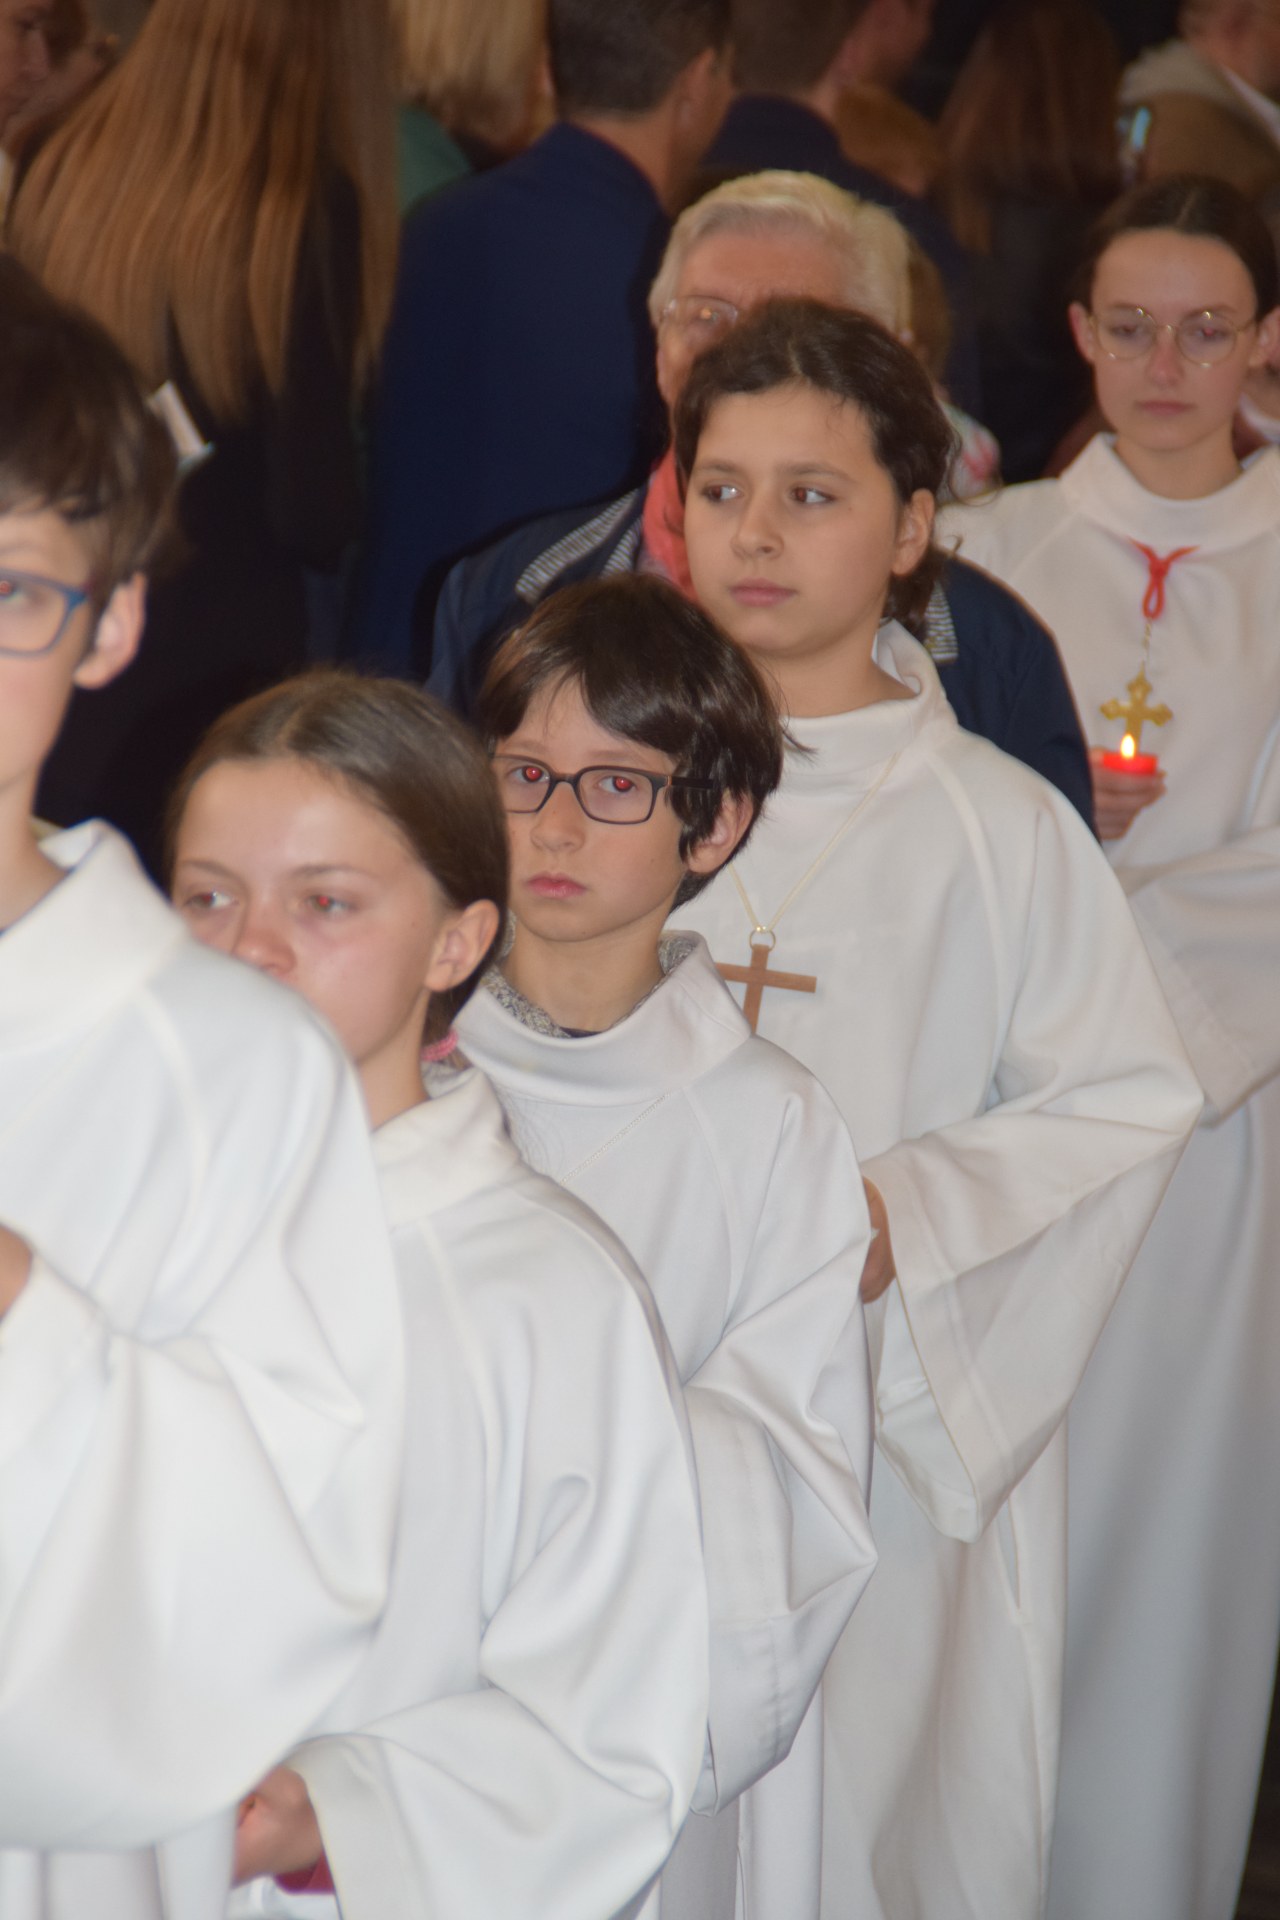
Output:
[717, 935, 817, 1033]
[1099, 666, 1172, 751]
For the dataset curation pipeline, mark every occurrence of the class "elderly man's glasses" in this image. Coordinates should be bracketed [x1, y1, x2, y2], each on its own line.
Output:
[494, 756, 714, 825]
[0, 569, 93, 656]
[1089, 307, 1257, 366]
[660, 295, 740, 345]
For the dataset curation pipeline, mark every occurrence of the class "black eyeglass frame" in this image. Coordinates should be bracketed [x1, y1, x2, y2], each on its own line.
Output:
[492, 755, 716, 824]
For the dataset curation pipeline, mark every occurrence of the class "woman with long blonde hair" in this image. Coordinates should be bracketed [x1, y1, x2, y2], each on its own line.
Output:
[390, 0, 547, 208]
[8, 0, 399, 873]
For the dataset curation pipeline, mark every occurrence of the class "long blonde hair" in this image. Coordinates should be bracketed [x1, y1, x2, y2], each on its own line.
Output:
[9, 0, 399, 422]
[390, 0, 547, 155]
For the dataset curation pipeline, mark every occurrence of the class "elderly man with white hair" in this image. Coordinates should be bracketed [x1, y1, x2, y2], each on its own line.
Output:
[429, 168, 1093, 827]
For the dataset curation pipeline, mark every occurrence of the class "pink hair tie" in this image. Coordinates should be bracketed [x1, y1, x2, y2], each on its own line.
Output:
[421, 1030, 459, 1064]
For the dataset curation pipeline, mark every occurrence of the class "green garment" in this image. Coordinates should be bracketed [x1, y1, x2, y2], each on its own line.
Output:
[398, 105, 471, 215]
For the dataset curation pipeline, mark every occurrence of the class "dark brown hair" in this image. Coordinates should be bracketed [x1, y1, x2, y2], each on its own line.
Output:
[476, 574, 784, 906]
[0, 255, 176, 598]
[1072, 173, 1279, 315]
[167, 671, 509, 1038]
[674, 297, 956, 631]
[730, 0, 869, 93]
[938, 0, 1121, 254]
[549, 0, 729, 117]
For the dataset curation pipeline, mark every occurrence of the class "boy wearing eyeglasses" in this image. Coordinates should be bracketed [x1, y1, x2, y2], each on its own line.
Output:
[452, 572, 877, 1920]
[0, 259, 406, 1905]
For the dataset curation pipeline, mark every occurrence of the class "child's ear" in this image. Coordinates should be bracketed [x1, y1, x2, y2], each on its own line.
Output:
[74, 573, 147, 691]
[425, 898, 502, 994]
[890, 488, 934, 580]
[685, 793, 755, 880]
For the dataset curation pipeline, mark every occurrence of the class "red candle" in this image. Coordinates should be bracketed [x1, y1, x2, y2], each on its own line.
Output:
[1101, 733, 1161, 777]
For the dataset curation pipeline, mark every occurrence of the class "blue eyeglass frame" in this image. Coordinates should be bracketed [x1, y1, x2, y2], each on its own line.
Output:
[0, 569, 96, 657]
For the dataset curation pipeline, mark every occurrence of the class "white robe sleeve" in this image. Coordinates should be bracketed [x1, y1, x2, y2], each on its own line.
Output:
[0, 1025, 404, 1850]
[1115, 791, 1280, 1122]
[863, 791, 1202, 1543]
[681, 1067, 877, 1812]
[287, 1219, 709, 1920]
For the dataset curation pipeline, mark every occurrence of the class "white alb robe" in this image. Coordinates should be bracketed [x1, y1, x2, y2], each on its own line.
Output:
[945, 438, 1280, 1920]
[229, 1067, 708, 1920]
[457, 938, 878, 1920]
[0, 823, 404, 1914]
[677, 624, 1202, 1920]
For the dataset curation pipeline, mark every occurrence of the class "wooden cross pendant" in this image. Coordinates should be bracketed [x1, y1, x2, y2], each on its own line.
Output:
[717, 935, 817, 1033]
[1099, 666, 1172, 752]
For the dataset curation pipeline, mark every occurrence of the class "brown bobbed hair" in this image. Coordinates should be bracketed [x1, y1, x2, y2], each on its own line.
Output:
[938, 0, 1121, 255]
[476, 574, 784, 907]
[0, 256, 177, 597]
[674, 297, 956, 632]
[549, 0, 729, 117]
[1071, 173, 1280, 315]
[9, 0, 399, 424]
[730, 0, 869, 93]
[167, 672, 509, 1041]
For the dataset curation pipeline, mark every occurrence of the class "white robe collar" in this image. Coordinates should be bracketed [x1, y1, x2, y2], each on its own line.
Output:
[457, 934, 749, 1107]
[1060, 433, 1280, 552]
[781, 622, 955, 793]
[0, 821, 187, 1048]
[374, 1069, 526, 1228]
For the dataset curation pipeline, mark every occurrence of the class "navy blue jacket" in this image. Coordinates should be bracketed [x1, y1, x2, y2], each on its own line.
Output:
[705, 94, 982, 417]
[429, 487, 1095, 830]
[345, 124, 671, 673]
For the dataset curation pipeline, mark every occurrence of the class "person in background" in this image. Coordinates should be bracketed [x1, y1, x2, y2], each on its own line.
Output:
[8, 0, 400, 875]
[708, 0, 981, 413]
[345, 0, 731, 676]
[833, 78, 941, 199]
[938, 0, 1122, 482]
[389, 0, 548, 213]
[9, 0, 111, 124]
[1121, 0, 1280, 234]
[943, 173, 1280, 1920]
[0, 0, 50, 172]
[430, 169, 1094, 826]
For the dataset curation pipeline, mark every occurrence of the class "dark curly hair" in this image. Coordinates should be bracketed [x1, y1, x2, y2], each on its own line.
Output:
[476, 574, 784, 906]
[674, 296, 957, 632]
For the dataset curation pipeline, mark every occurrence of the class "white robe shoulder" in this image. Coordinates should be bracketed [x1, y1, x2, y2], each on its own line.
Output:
[233, 1067, 708, 1920]
[0, 823, 404, 1860]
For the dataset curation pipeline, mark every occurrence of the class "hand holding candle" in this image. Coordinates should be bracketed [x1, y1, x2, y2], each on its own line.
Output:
[1094, 662, 1172, 838]
[1089, 746, 1165, 840]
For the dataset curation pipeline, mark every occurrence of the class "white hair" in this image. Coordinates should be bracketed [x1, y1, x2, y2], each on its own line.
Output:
[647, 169, 913, 337]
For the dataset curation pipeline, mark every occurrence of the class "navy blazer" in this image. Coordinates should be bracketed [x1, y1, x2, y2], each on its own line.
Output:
[705, 94, 982, 417]
[430, 487, 1095, 831]
[346, 124, 671, 673]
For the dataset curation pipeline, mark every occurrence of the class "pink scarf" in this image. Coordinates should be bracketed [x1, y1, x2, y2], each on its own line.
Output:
[640, 449, 697, 601]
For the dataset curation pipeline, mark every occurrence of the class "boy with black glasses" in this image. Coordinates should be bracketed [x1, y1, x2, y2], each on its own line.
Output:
[454, 572, 878, 1920]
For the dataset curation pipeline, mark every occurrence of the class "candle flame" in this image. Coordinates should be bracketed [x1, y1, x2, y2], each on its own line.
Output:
[1120, 733, 1136, 761]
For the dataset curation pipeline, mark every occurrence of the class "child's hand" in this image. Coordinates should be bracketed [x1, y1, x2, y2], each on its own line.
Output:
[234, 1766, 323, 1885]
[0, 1225, 32, 1316]
[1089, 748, 1166, 842]
[860, 1181, 896, 1303]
